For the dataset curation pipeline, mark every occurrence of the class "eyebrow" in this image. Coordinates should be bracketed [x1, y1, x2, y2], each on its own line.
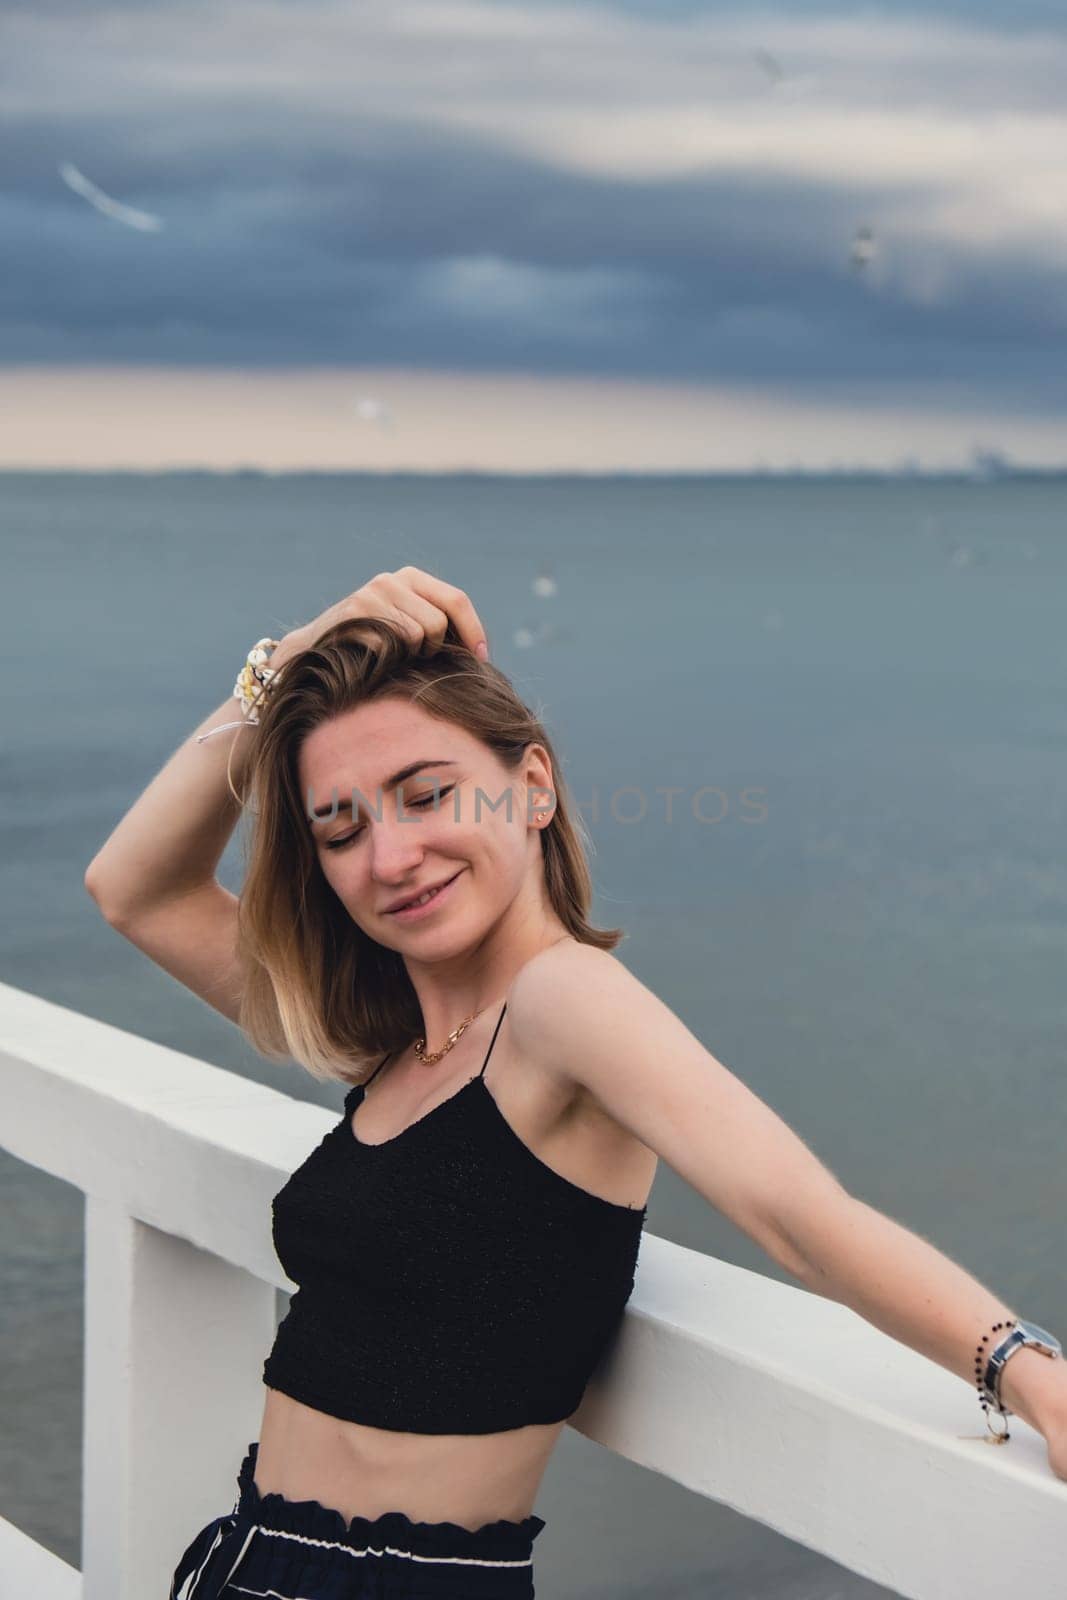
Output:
[308, 759, 458, 822]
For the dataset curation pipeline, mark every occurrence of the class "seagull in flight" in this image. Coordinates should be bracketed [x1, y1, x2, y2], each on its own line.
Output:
[353, 396, 395, 430]
[58, 162, 164, 232]
[850, 224, 878, 272]
[752, 48, 819, 97]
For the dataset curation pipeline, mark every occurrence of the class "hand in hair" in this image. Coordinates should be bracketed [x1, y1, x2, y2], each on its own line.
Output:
[274, 567, 490, 670]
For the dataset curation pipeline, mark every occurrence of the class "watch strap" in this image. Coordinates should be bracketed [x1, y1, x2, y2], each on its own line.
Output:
[982, 1320, 1062, 1413]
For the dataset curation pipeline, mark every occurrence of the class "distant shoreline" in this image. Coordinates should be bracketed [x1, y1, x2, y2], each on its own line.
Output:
[2, 465, 1065, 481]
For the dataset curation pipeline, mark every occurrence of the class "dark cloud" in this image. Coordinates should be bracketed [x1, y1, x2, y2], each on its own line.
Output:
[10, 0, 1060, 24]
[1, 0, 1065, 414]
[491, 0, 1067, 26]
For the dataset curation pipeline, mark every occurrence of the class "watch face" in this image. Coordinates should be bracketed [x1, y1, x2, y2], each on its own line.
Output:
[1017, 1320, 1062, 1354]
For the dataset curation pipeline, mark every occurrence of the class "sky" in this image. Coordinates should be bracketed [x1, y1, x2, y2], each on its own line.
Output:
[2, 0, 1066, 471]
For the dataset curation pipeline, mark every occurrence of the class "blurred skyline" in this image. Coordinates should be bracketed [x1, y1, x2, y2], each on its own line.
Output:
[3, 0, 1065, 470]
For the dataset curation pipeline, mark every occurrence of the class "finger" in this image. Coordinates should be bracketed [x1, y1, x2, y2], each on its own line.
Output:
[393, 566, 489, 659]
[373, 575, 451, 650]
[349, 575, 424, 650]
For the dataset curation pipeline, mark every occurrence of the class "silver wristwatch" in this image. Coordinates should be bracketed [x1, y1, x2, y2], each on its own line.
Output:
[981, 1319, 1062, 1415]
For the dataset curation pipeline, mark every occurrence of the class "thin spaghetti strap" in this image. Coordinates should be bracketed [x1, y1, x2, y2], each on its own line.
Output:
[477, 1002, 507, 1078]
[364, 1052, 391, 1088]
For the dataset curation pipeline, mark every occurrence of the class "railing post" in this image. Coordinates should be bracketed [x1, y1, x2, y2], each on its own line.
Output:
[81, 1195, 276, 1600]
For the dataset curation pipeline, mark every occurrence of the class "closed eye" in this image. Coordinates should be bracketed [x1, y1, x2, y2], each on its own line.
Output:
[324, 786, 455, 851]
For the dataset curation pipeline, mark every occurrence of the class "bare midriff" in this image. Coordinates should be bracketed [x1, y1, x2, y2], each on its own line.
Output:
[254, 1386, 567, 1529]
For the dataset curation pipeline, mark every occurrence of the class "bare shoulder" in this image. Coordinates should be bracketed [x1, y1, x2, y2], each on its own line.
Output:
[509, 935, 608, 995]
[507, 940, 653, 1091]
[506, 940, 661, 1192]
[507, 936, 852, 1272]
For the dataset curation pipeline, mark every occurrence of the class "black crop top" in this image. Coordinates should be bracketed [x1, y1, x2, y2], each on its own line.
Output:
[262, 1001, 647, 1434]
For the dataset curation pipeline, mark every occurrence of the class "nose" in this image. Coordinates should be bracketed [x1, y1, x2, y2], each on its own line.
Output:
[367, 814, 427, 882]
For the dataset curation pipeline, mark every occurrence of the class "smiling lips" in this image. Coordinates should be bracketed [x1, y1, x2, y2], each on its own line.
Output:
[384, 871, 462, 915]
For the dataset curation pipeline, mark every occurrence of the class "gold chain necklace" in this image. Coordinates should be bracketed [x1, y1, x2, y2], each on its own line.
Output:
[413, 1002, 496, 1065]
[414, 939, 572, 1065]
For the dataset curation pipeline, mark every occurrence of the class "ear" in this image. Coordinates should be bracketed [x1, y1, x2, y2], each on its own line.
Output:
[522, 742, 556, 823]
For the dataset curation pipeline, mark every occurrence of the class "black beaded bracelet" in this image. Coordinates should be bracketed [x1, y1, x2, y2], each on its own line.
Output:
[974, 1317, 1017, 1441]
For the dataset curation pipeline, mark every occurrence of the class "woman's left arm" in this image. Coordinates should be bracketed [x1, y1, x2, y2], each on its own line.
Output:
[511, 944, 1067, 1476]
[771, 1191, 1067, 1466]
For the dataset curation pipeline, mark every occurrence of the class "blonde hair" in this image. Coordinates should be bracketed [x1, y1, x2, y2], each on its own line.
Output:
[230, 613, 622, 1085]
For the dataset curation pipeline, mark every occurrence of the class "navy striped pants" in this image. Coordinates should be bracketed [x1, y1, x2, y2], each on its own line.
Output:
[169, 1440, 546, 1599]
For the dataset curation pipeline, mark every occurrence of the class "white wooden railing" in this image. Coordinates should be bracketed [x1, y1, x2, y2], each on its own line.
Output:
[2, 980, 1065, 1599]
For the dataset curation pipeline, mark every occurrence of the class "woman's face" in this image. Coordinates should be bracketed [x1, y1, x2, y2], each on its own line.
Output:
[298, 697, 555, 951]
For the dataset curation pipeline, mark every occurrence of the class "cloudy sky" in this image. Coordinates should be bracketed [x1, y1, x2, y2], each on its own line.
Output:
[2, 0, 1066, 470]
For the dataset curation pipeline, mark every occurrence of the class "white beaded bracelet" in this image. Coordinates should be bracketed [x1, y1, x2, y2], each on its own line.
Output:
[196, 636, 281, 744]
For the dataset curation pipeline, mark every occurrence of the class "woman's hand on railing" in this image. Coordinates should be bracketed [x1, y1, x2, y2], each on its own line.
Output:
[1045, 1412, 1067, 1482]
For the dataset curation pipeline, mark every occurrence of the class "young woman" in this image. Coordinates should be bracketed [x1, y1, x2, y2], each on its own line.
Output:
[86, 566, 1067, 1600]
